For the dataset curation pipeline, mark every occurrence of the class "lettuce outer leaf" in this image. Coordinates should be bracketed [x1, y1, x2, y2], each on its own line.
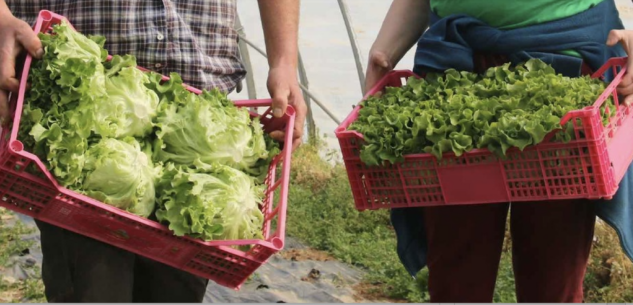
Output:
[82, 138, 159, 218]
[152, 77, 274, 179]
[156, 161, 265, 241]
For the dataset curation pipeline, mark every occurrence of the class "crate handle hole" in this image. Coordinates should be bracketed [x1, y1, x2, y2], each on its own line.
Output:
[40, 11, 53, 21]
[10, 140, 23, 152]
[271, 237, 284, 250]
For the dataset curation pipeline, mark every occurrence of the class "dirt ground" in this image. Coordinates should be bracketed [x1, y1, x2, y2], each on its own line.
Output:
[0, 209, 389, 303]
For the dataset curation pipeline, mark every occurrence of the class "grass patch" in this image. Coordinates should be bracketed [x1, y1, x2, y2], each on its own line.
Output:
[286, 136, 633, 302]
[584, 221, 633, 302]
[0, 207, 46, 303]
[285, 136, 429, 302]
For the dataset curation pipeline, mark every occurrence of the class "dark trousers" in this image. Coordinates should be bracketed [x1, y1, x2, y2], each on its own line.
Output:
[423, 200, 596, 302]
[35, 220, 208, 303]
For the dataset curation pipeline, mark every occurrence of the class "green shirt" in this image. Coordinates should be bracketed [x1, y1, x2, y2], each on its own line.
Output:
[430, 0, 605, 57]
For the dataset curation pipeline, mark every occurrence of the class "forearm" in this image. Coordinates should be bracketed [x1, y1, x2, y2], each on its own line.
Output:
[0, 1, 11, 17]
[371, 0, 430, 66]
[257, 0, 300, 69]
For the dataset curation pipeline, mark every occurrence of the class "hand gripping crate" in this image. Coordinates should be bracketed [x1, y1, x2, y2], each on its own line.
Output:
[335, 58, 633, 211]
[0, 10, 294, 290]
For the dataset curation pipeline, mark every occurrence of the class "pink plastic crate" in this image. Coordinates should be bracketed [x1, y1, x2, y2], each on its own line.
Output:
[0, 10, 295, 290]
[335, 58, 633, 211]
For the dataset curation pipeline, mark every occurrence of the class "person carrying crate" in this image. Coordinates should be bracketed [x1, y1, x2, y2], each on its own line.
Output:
[0, 0, 307, 302]
[365, 0, 633, 302]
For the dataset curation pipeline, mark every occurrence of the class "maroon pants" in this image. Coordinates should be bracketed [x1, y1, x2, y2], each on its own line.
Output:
[423, 200, 596, 302]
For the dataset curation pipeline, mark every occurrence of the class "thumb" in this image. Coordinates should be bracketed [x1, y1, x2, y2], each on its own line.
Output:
[607, 29, 624, 47]
[271, 88, 289, 118]
[379, 59, 389, 69]
[0, 90, 11, 127]
[623, 59, 633, 86]
[625, 92, 633, 106]
[15, 19, 43, 59]
[372, 52, 391, 69]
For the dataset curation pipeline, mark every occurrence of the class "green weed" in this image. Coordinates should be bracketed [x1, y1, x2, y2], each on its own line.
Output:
[0, 208, 46, 303]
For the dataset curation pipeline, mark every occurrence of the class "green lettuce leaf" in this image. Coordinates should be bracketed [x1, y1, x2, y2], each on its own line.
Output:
[82, 138, 159, 218]
[153, 79, 274, 178]
[156, 161, 265, 241]
[94, 64, 159, 138]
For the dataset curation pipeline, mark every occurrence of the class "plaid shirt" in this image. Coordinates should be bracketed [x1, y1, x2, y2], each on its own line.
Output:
[7, 0, 246, 93]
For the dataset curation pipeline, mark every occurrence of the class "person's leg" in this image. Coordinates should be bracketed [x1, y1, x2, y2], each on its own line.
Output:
[132, 255, 209, 303]
[511, 200, 596, 303]
[35, 220, 135, 302]
[423, 203, 509, 302]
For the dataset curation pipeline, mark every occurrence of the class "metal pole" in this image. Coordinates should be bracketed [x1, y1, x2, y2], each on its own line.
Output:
[237, 35, 342, 125]
[337, 0, 366, 94]
[234, 15, 257, 100]
[298, 53, 316, 139]
[298, 84, 341, 125]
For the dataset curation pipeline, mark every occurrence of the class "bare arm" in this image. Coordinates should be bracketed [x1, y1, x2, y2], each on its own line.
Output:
[258, 0, 299, 71]
[372, 0, 430, 66]
[365, 0, 430, 92]
[257, 0, 307, 150]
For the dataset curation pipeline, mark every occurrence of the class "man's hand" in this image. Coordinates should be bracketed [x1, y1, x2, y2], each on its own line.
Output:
[258, 0, 306, 151]
[267, 64, 306, 151]
[0, 8, 43, 127]
[364, 50, 393, 95]
[607, 29, 633, 106]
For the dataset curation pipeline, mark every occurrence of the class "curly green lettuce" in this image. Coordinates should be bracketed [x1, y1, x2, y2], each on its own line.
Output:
[156, 161, 265, 241]
[17, 21, 278, 238]
[350, 59, 615, 165]
[152, 74, 275, 179]
[94, 65, 160, 138]
[82, 138, 159, 218]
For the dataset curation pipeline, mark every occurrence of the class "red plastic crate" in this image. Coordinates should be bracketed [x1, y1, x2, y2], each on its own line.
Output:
[335, 58, 633, 211]
[0, 10, 295, 290]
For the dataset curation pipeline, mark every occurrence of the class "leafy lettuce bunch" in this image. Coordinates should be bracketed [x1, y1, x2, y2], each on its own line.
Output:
[19, 22, 162, 217]
[350, 59, 616, 166]
[150, 74, 278, 181]
[17, 22, 278, 242]
[82, 138, 159, 218]
[156, 161, 265, 241]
